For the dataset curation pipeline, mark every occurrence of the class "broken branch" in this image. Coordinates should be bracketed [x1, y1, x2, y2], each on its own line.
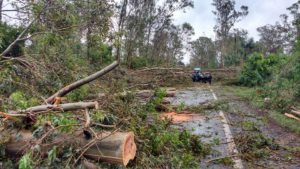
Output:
[284, 113, 300, 122]
[46, 61, 119, 104]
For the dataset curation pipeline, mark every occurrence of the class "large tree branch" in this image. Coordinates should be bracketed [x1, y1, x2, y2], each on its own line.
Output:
[22, 101, 99, 113]
[46, 61, 119, 104]
[1, 101, 99, 118]
[0, 2, 50, 59]
[0, 17, 36, 58]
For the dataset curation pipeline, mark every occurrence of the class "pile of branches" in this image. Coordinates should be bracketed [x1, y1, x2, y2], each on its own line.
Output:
[0, 61, 137, 168]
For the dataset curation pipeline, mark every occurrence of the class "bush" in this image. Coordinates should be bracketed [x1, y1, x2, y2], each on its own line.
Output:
[67, 85, 90, 101]
[0, 23, 23, 57]
[239, 53, 285, 86]
[8, 91, 40, 110]
[130, 57, 149, 69]
[264, 52, 300, 110]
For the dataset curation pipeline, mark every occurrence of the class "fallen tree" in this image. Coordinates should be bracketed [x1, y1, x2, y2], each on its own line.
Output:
[0, 60, 139, 167]
[22, 101, 99, 113]
[2, 101, 100, 123]
[284, 113, 300, 122]
[291, 107, 300, 118]
[3, 130, 136, 166]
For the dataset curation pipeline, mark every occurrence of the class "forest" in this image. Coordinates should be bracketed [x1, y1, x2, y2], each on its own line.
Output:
[0, 0, 300, 169]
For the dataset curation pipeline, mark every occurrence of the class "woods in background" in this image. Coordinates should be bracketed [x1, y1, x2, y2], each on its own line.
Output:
[1, 0, 300, 95]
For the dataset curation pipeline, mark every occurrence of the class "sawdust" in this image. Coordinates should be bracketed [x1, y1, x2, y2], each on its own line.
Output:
[160, 112, 203, 123]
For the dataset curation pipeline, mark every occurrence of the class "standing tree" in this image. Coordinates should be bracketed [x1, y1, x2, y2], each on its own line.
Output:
[190, 37, 217, 68]
[257, 14, 295, 54]
[212, 0, 248, 68]
[120, 0, 194, 67]
[0, 0, 3, 22]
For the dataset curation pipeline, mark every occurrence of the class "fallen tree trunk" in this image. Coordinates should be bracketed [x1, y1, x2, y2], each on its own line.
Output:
[166, 91, 176, 97]
[20, 101, 99, 113]
[4, 130, 136, 166]
[46, 61, 119, 104]
[138, 67, 184, 72]
[284, 113, 300, 122]
[291, 110, 300, 118]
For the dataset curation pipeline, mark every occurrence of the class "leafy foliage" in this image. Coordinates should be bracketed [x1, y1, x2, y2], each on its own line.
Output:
[239, 53, 285, 86]
[129, 57, 150, 69]
[19, 153, 34, 169]
[0, 23, 23, 57]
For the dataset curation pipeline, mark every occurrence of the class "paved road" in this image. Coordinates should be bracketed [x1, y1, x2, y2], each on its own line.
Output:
[165, 87, 243, 169]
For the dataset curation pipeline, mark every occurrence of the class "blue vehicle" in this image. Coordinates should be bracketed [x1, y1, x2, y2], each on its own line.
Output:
[192, 68, 212, 84]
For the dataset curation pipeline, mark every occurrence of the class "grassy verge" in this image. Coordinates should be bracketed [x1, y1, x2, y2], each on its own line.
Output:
[222, 85, 300, 135]
[269, 111, 300, 134]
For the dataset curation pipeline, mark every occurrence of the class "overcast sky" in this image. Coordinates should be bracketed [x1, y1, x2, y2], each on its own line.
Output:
[173, 0, 297, 40]
[2, 0, 297, 64]
[173, 0, 297, 63]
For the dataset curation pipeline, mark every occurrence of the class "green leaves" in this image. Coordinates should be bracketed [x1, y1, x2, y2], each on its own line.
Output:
[10, 91, 28, 109]
[19, 153, 33, 169]
[239, 53, 285, 86]
[48, 146, 58, 165]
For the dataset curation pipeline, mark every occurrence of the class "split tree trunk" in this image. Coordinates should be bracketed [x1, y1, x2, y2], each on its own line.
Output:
[4, 130, 136, 166]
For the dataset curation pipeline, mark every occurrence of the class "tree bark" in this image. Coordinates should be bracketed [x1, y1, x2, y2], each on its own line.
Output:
[20, 101, 99, 113]
[116, 0, 128, 62]
[0, 0, 3, 23]
[291, 110, 300, 118]
[4, 130, 136, 166]
[0, 18, 36, 58]
[45, 61, 119, 104]
[284, 113, 300, 122]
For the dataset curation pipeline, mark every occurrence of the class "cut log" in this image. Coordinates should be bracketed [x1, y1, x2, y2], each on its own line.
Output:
[83, 131, 136, 166]
[4, 130, 136, 166]
[165, 87, 176, 92]
[138, 67, 184, 72]
[291, 110, 300, 118]
[161, 98, 171, 105]
[19, 101, 99, 113]
[166, 91, 176, 97]
[135, 90, 154, 98]
[284, 113, 300, 122]
[46, 61, 119, 104]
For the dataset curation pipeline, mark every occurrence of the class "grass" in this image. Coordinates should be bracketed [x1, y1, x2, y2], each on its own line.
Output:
[223, 85, 300, 135]
[269, 111, 300, 134]
[223, 85, 264, 108]
[186, 100, 229, 113]
[212, 156, 234, 166]
[286, 146, 300, 157]
[235, 132, 279, 161]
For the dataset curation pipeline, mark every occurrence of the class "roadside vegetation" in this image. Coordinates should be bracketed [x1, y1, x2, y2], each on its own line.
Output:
[1, 0, 300, 168]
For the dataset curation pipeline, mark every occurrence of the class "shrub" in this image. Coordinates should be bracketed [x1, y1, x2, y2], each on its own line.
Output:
[239, 53, 285, 86]
[130, 57, 149, 69]
[67, 85, 90, 101]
